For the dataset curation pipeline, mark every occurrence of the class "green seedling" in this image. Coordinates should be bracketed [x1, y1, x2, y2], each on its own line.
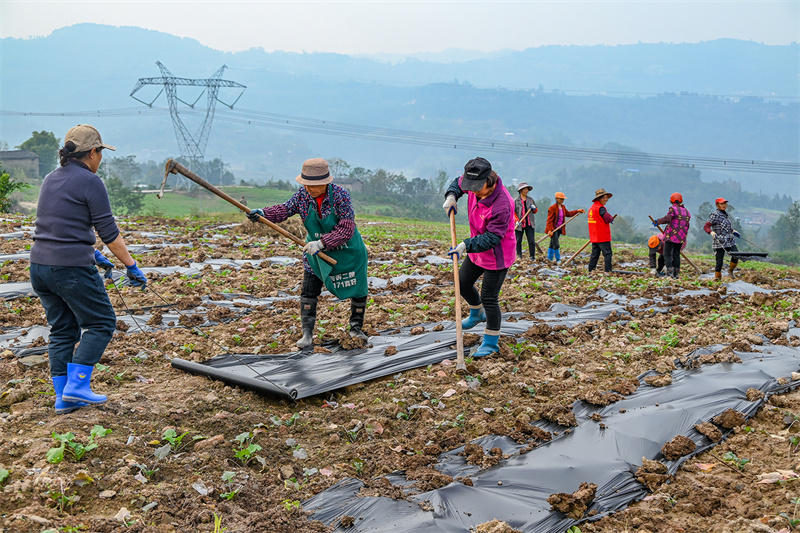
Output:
[220, 471, 241, 500]
[0, 467, 9, 487]
[233, 432, 266, 469]
[722, 451, 751, 470]
[283, 499, 302, 513]
[567, 527, 582, 533]
[48, 425, 112, 464]
[47, 485, 79, 514]
[780, 496, 800, 529]
[213, 513, 228, 533]
[352, 458, 365, 475]
[162, 428, 189, 452]
[133, 463, 160, 480]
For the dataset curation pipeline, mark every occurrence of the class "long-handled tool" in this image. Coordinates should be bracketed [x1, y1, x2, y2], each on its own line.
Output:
[648, 215, 701, 274]
[563, 214, 616, 267]
[161, 159, 336, 265]
[535, 212, 582, 245]
[449, 211, 467, 375]
[699, 216, 770, 260]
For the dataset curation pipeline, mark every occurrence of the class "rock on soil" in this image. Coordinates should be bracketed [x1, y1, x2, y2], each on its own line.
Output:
[475, 519, 522, 533]
[712, 408, 746, 428]
[644, 373, 672, 387]
[547, 481, 598, 519]
[661, 435, 697, 461]
[694, 421, 723, 442]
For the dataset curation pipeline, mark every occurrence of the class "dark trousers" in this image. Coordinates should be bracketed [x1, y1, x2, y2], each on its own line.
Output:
[29, 263, 117, 376]
[549, 230, 562, 250]
[301, 270, 367, 304]
[515, 226, 536, 260]
[715, 246, 739, 272]
[588, 242, 613, 272]
[459, 256, 508, 331]
[664, 241, 682, 271]
[648, 250, 665, 272]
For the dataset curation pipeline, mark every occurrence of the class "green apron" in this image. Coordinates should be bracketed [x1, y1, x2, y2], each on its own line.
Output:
[304, 190, 368, 300]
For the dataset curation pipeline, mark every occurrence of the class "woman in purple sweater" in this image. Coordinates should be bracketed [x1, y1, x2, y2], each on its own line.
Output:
[30, 125, 146, 414]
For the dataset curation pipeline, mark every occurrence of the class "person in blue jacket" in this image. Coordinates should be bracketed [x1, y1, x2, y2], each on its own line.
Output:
[29, 125, 147, 414]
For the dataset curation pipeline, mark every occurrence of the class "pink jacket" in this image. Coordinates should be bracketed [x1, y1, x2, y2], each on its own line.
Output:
[463, 176, 517, 270]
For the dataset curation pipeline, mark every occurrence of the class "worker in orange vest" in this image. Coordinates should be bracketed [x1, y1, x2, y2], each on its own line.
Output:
[587, 188, 615, 273]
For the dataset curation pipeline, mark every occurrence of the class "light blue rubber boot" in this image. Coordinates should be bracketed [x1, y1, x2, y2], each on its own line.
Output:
[554, 249, 562, 263]
[474, 333, 500, 357]
[63, 363, 107, 405]
[462, 307, 486, 330]
[547, 248, 554, 261]
[52, 375, 86, 414]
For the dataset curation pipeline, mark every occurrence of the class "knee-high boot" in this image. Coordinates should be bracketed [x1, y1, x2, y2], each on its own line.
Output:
[297, 297, 317, 349]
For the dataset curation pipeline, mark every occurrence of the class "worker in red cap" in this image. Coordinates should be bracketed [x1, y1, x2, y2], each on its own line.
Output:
[653, 192, 691, 279]
[705, 197, 741, 280]
[545, 192, 584, 264]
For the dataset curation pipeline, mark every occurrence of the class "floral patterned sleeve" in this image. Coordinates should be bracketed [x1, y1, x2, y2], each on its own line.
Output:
[261, 190, 304, 223]
[320, 186, 356, 249]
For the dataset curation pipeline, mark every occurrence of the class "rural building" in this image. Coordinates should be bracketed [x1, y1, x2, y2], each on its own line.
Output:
[0, 150, 40, 179]
[336, 178, 364, 193]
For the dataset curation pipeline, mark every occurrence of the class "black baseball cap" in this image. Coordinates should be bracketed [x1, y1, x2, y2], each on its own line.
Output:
[461, 157, 492, 192]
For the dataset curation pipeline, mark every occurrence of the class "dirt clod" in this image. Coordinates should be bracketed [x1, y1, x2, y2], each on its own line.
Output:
[661, 435, 697, 461]
[712, 409, 746, 429]
[547, 481, 598, 519]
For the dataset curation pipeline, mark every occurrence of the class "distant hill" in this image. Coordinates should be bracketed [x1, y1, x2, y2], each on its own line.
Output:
[1, 24, 797, 200]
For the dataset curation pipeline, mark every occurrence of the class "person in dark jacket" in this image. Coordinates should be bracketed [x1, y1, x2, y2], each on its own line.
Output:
[587, 188, 615, 273]
[706, 197, 741, 280]
[653, 192, 691, 279]
[648, 233, 666, 277]
[30, 125, 147, 414]
[247, 158, 369, 348]
[514, 183, 537, 262]
[443, 157, 516, 357]
[545, 192, 584, 264]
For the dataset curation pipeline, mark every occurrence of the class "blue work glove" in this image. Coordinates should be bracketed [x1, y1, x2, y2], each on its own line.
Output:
[733, 230, 741, 238]
[303, 240, 324, 256]
[126, 261, 147, 289]
[652, 221, 659, 228]
[94, 250, 115, 279]
[247, 208, 265, 222]
[442, 196, 457, 216]
[447, 242, 466, 260]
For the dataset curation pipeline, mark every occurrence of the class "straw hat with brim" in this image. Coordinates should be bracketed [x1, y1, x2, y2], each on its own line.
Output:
[461, 157, 492, 192]
[65, 124, 116, 152]
[295, 158, 333, 186]
[517, 182, 532, 193]
[593, 188, 612, 202]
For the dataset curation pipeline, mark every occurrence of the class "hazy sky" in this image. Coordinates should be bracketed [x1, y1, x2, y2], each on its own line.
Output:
[1, 1, 798, 55]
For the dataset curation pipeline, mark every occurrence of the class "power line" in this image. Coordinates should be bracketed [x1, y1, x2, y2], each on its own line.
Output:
[3, 106, 798, 175]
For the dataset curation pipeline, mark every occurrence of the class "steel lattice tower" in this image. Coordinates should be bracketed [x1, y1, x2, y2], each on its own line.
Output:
[130, 61, 246, 171]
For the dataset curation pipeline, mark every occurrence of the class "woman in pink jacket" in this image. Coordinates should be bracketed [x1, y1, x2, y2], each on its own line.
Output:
[442, 157, 516, 357]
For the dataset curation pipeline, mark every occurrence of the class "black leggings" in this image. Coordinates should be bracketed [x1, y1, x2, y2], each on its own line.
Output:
[515, 226, 536, 259]
[301, 270, 367, 304]
[664, 241, 682, 271]
[588, 242, 612, 272]
[715, 246, 739, 272]
[458, 256, 508, 332]
[549, 229, 562, 250]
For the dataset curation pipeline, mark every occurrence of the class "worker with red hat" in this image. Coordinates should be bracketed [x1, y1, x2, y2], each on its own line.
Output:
[705, 197, 741, 280]
[653, 192, 691, 279]
[545, 192, 585, 263]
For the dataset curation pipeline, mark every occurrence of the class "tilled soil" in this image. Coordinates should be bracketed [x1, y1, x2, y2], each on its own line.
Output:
[0, 214, 799, 532]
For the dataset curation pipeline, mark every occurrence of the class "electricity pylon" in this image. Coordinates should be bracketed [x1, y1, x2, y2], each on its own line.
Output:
[130, 61, 246, 179]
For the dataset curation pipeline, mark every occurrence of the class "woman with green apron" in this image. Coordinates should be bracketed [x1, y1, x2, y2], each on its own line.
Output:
[247, 158, 369, 348]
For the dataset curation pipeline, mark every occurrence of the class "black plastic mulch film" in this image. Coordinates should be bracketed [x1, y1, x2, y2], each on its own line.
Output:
[168, 286, 800, 532]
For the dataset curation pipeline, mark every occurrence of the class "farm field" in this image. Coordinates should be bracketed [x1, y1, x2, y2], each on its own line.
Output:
[1, 213, 799, 533]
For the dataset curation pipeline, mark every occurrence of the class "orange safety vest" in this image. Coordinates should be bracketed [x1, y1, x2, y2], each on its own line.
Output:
[588, 201, 611, 242]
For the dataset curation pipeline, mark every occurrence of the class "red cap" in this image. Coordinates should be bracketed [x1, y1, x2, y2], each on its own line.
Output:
[670, 192, 683, 204]
[715, 197, 728, 204]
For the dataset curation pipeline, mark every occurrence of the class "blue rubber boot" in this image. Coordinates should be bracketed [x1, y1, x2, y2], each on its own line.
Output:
[52, 375, 86, 414]
[62, 363, 107, 404]
[474, 334, 500, 357]
[547, 248, 554, 261]
[554, 249, 562, 263]
[462, 307, 486, 330]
